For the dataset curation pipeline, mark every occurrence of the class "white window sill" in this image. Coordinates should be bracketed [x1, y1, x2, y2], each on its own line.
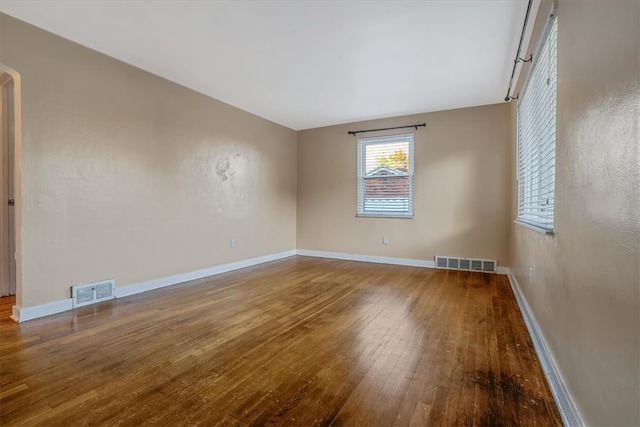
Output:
[515, 219, 555, 236]
[356, 214, 413, 219]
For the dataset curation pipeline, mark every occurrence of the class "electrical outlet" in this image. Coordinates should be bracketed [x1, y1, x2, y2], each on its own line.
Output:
[528, 267, 534, 286]
[231, 239, 236, 248]
[382, 236, 389, 245]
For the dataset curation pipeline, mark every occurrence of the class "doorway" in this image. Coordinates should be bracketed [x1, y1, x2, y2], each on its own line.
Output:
[0, 64, 22, 320]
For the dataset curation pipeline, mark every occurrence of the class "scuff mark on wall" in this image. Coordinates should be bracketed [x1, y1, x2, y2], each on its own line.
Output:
[181, 143, 259, 218]
[215, 157, 234, 182]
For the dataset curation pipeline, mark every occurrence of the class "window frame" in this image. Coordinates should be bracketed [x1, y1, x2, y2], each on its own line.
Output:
[356, 133, 415, 219]
[516, 13, 558, 234]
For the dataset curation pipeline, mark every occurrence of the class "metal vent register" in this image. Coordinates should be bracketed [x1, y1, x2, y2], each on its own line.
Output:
[434, 256, 497, 273]
[71, 279, 116, 308]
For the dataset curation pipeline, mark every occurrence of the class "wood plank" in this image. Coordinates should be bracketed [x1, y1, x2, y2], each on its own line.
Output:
[0, 295, 14, 323]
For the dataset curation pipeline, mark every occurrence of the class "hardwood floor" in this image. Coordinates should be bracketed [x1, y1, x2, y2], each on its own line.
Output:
[0, 256, 561, 426]
[0, 295, 15, 322]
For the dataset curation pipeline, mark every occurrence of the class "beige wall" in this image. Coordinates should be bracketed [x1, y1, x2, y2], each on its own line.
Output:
[509, 1, 640, 425]
[0, 14, 297, 308]
[297, 104, 512, 264]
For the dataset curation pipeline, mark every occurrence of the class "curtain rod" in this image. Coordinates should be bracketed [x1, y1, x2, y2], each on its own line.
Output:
[505, 0, 534, 101]
[348, 123, 426, 136]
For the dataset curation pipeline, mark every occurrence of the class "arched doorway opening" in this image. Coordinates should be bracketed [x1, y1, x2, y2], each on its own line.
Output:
[0, 63, 22, 322]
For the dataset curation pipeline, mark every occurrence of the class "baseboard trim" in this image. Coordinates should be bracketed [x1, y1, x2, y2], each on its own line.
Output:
[296, 249, 436, 268]
[116, 250, 297, 298]
[11, 250, 297, 323]
[12, 298, 73, 322]
[297, 249, 510, 275]
[506, 271, 584, 427]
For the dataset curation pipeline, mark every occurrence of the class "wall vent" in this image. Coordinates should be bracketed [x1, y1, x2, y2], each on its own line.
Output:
[71, 279, 116, 308]
[434, 256, 497, 273]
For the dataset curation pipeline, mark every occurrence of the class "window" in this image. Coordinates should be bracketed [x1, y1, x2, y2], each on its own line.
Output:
[357, 133, 414, 218]
[517, 17, 557, 232]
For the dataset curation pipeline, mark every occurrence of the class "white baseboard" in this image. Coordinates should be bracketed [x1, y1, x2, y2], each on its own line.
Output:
[116, 250, 296, 298]
[12, 298, 73, 322]
[506, 271, 583, 427]
[296, 249, 435, 268]
[11, 250, 297, 323]
[297, 249, 510, 275]
[496, 266, 509, 275]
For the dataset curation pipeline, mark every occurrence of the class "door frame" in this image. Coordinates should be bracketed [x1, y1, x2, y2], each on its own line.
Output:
[0, 63, 23, 321]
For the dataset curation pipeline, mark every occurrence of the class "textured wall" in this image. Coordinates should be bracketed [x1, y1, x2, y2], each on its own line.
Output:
[0, 14, 297, 307]
[509, 1, 640, 425]
[297, 104, 512, 264]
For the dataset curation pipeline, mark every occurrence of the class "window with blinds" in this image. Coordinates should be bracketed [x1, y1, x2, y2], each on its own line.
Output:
[517, 17, 557, 231]
[357, 133, 414, 218]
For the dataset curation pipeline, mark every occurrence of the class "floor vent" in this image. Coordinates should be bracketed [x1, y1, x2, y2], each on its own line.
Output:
[71, 279, 116, 308]
[434, 256, 497, 273]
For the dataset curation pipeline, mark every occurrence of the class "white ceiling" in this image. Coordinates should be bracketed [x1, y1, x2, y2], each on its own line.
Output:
[0, 1, 537, 130]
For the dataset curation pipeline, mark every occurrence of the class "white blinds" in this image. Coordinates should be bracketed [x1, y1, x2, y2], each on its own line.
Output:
[517, 18, 557, 231]
[357, 134, 414, 217]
